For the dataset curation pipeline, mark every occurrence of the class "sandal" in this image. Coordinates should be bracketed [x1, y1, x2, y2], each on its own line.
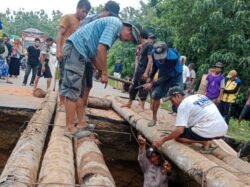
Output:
[74, 130, 92, 139]
[148, 120, 157, 127]
[77, 123, 96, 131]
[6, 81, 13, 84]
[64, 129, 78, 139]
[199, 145, 218, 154]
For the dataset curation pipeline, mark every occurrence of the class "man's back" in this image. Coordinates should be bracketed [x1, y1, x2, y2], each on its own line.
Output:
[69, 16, 122, 59]
[176, 94, 228, 138]
[27, 46, 40, 65]
[137, 42, 153, 73]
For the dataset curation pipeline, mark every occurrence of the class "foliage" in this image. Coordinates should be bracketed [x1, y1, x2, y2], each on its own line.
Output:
[0, 9, 63, 38]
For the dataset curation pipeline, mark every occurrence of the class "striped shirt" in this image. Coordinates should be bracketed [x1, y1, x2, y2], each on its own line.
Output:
[69, 17, 122, 59]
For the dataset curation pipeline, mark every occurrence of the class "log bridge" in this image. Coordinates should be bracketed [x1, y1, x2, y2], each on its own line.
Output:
[0, 91, 250, 187]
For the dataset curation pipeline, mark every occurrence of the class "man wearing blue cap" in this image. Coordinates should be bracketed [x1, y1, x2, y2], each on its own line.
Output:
[144, 41, 182, 127]
[60, 16, 140, 136]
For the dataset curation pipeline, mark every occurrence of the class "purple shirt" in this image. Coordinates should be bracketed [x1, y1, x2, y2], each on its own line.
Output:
[206, 73, 224, 99]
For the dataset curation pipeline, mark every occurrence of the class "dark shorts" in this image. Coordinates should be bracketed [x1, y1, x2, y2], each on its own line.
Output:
[152, 73, 183, 100]
[85, 60, 93, 88]
[59, 59, 65, 88]
[240, 105, 250, 119]
[179, 127, 213, 141]
[37, 60, 52, 78]
[60, 41, 86, 102]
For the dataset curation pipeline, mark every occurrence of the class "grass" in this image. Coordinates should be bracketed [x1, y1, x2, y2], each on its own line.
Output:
[227, 119, 250, 141]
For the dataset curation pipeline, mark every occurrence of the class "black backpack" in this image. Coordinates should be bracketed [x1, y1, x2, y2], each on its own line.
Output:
[0, 42, 5, 54]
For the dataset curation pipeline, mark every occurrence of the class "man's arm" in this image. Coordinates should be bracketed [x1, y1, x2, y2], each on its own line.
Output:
[153, 127, 184, 147]
[143, 54, 153, 81]
[217, 78, 225, 103]
[223, 81, 241, 94]
[40, 53, 46, 72]
[56, 26, 67, 61]
[96, 44, 108, 86]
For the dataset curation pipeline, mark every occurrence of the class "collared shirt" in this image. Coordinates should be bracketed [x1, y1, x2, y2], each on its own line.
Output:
[138, 150, 168, 187]
[69, 17, 122, 59]
[80, 14, 100, 27]
[222, 78, 241, 103]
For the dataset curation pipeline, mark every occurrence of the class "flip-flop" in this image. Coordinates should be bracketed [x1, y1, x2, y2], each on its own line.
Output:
[64, 129, 78, 139]
[74, 130, 92, 139]
[77, 124, 96, 131]
[199, 145, 218, 154]
[148, 120, 157, 127]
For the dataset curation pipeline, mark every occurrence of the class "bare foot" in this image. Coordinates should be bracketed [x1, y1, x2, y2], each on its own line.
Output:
[76, 121, 87, 130]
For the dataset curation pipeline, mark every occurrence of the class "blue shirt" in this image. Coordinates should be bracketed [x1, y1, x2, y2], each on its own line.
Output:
[80, 14, 100, 27]
[114, 63, 123, 73]
[153, 48, 182, 78]
[69, 17, 123, 59]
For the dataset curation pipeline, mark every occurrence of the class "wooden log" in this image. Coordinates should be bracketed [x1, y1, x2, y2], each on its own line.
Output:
[38, 110, 75, 186]
[108, 75, 133, 85]
[108, 96, 250, 187]
[88, 96, 112, 110]
[75, 135, 115, 187]
[0, 92, 57, 187]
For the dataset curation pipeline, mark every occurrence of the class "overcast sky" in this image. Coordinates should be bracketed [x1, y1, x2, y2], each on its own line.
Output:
[0, 0, 143, 15]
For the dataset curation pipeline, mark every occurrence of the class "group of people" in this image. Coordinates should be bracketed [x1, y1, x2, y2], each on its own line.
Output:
[0, 36, 25, 83]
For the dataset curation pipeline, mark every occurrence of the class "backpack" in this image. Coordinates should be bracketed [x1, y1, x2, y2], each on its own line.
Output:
[0, 42, 5, 54]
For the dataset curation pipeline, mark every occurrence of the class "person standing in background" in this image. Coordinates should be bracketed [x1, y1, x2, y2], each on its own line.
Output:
[181, 56, 190, 90]
[218, 70, 241, 125]
[113, 59, 123, 89]
[22, 38, 41, 86]
[9, 38, 22, 78]
[186, 63, 196, 94]
[204, 62, 225, 103]
[238, 88, 250, 127]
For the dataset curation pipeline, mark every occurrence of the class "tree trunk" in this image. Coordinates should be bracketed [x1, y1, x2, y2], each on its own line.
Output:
[108, 96, 250, 187]
[38, 110, 75, 187]
[75, 136, 115, 187]
[0, 92, 57, 187]
[87, 96, 112, 110]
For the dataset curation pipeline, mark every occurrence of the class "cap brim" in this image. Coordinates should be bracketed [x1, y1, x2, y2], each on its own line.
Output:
[162, 96, 171, 102]
[132, 27, 140, 44]
[227, 75, 232, 78]
[154, 50, 166, 60]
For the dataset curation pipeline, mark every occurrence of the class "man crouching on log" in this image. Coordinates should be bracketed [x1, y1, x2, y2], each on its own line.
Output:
[138, 135, 172, 187]
[60, 16, 140, 136]
[153, 86, 228, 154]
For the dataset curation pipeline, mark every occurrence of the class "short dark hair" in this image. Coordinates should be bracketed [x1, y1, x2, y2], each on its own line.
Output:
[140, 29, 149, 39]
[35, 38, 41, 42]
[77, 0, 91, 11]
[104, 1, 120, 16]
[46, 37, 54, 42]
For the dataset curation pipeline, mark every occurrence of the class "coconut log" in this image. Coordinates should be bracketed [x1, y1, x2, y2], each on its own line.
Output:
[0, 92, 57, 187]
[38, 110, 75, 186]
[108, 96, 250, 187]
[88, 96, 112, 110]
[75, 135, 115, 187]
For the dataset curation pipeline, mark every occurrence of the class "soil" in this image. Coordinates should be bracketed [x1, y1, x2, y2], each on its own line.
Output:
[0, 109, 33, 174]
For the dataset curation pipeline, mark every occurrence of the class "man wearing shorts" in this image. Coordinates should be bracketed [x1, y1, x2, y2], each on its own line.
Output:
[238, 88, 250, 127]
[79, 1, 120, 112]
[153, 86, 228, 153]
[56, 0, 91, 110]
[143, 41, 182, 126]
[34, 37, 54, 91]
[60, 17, 140, 136]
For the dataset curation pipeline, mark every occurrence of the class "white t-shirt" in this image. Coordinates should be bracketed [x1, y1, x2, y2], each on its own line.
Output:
[176, 94, 228, 138]
[182, 65, 190, 83]
[190, 70, 196, 79]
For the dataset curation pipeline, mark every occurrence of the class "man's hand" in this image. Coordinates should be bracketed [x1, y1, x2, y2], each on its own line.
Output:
[162, 161, 172, 174]
[143, 82, 153, 91]
[56, 50, 63, 62]
[153, 138, 164, 148]
[142, 73, 148, 81]
[138, 135, 146, 147]
[216, 97, 221, 104]
[42, 65, 46, 73]
[101, 73, 108, 88]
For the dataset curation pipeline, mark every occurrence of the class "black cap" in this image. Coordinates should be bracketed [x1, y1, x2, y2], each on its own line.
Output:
[104, 1, 120, 17]
[146, 147, 161, 158]
[163, 86, 185, 101]
[148, 33, 156, 39]
[213, 62, 223, 68]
